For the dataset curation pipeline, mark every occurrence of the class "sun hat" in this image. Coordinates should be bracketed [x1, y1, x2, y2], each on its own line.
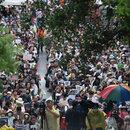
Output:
[16, 98, 24, 105]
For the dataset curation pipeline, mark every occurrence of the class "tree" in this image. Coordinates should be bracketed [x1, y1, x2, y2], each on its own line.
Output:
[116, 0, 130, 43]
[0, 26, 20, 73]
[31, 0, 129, 73]
[0, 0, 4, 3]
[102, 0, 130, 43]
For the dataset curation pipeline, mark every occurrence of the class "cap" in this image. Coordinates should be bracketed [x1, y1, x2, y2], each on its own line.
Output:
[68, 98, 73, 103]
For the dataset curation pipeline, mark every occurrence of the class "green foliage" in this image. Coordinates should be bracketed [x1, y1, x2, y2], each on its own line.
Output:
[0, 0, 4, 3]
[103, 0, 130, 43]
[32, 0, 47, 9]
[116, 0, 130, 42]
[0, 80, 4, 92]
[0, 26, 19, 73]
[21, 13, 32, 30]
[32, 0, 129, 72]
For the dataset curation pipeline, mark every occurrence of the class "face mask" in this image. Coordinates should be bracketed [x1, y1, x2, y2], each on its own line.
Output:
[8, 113, 13, 117]
[60, 84, 64, 87]
[54, 63, 57, 66]
[93, 109, 98, 112]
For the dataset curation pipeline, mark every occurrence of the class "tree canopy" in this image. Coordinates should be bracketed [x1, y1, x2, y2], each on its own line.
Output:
[0, 26, 20, 73]
[29, 0, 129, 72]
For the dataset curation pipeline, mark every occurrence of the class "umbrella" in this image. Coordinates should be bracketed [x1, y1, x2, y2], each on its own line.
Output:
[99, 84, 130, 102]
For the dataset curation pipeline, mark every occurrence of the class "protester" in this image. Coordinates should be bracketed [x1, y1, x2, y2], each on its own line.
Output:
[85, 103, 106, 130]
[44, 100, 60, 130]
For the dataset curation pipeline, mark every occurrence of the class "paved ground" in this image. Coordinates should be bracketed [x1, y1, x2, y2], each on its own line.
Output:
[37, 47, 51, 99]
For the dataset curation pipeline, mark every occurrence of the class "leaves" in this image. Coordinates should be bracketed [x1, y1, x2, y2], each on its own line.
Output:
[0, 26, 20, 73]
[31, 0, 129, 73]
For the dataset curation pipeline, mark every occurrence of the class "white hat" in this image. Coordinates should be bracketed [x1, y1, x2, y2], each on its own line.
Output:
[122, 54, 126, 57]
[7, 91, 12, 95]
[109, 55, 114, 59]
[58, 68, 62, 71]
[123, 48, 127, 51]
[16, 98, 24, 105]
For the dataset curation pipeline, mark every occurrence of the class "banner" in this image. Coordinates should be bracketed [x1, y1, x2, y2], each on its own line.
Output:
[23, 53, 32, 61]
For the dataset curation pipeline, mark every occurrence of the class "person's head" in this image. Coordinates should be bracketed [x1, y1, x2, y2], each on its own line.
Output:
[7, 109, 13, 117]
[30, 116, 36, 125]
[33, 96, 38, 102]
[13, 89, 18, 95]
[68, 98, 73, 105]
[31, 80, 35, 85]
[121, 106, 127, 112]
[71, 62, 75, 67]
[26, 89, 30, 95]
[111, 110, 119, 119]
[26, 82, 31, 88]
[17, 107, 21, 113]
[89, 91, 94, 98]
[5, 101, 11, 108]
[19, 80, 23, 86]
[13, 119, 19, 125]
[71, 73, 76, 79]
[72, 100, 79, 109]
[34, 103, 39, 109]
[7, 91, 11, 97]
[62, 93, 67, 100]
[110, 59, 115, 65]
[1, 113, 6, 117]
[24, 113, 30, 120]
[68, 67, 72, 73]
[2, 106, 8, 114]
[92, 103, 99, 113]
[31, 101, 35, 108]
[3, 91, 7, 97]
[46, 100, 53, 109]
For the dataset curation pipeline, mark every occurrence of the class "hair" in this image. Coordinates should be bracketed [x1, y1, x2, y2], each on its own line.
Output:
[46, 100, 53, 104]
[5, 101, 11, 107]
[13, 119, 19, 124]
[62, 92, 68, 98]
[17, 107, 21, 111]
[3, 106, 8, 111]
[89, 91, 94, 95]
[93, 103, 99, 108]
[72, 100, 78, 108]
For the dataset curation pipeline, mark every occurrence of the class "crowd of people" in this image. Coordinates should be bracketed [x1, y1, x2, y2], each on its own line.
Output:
[0, 1, 130, 130]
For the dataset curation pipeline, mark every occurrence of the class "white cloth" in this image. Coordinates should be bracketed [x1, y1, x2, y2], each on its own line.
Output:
[59, 98, 68, 106]
[8, 116, 15, 127]
[32, 84, 38, 96]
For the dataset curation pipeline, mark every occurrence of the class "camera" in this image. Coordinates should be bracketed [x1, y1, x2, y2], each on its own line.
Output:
[39, 99, 49, 130]
[39, 99, 46, 115]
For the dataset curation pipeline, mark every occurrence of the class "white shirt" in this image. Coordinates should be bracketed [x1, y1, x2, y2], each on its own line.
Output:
[59, 98, 68, 106]
[8, 116, 15, 127]
[32, 84, 38, 96]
